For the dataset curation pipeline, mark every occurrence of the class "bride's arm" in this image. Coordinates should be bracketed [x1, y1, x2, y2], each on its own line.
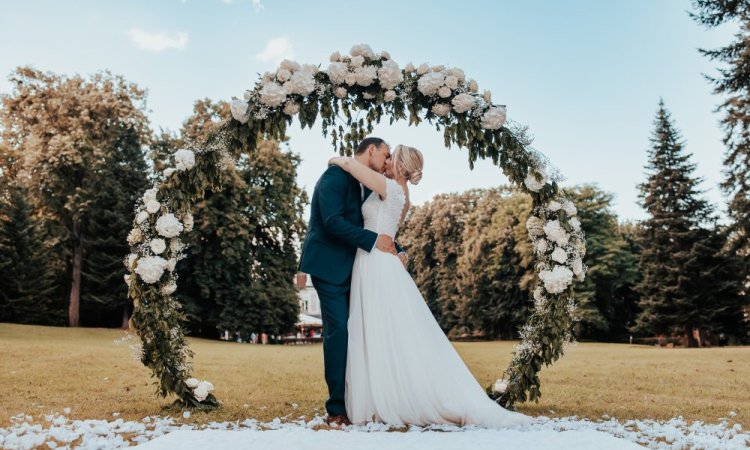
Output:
[328, 157, 387, 197]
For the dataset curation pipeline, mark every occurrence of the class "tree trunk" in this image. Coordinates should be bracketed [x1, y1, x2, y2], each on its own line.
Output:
[68, 221, 82, 327]
[684, 325, 698, 348]
[121, 303, 130, 329]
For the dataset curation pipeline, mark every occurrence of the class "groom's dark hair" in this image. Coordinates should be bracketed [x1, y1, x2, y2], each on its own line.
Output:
[355, 137, 387, 155]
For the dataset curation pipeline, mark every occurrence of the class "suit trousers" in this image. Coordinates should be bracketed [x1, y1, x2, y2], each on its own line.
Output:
[311, 274, 351, 417]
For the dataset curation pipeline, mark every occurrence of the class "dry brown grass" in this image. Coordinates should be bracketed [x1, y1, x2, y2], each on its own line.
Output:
[1, 323, 747, 428]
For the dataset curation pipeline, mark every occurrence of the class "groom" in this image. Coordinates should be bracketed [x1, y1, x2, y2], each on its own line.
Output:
[299, 137, 402, 426]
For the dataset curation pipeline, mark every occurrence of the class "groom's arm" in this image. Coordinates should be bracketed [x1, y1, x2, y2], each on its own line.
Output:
[318, 167, 379, 252]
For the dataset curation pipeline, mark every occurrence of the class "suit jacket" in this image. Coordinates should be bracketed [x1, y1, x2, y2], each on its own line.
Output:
[299, 165, 378, 285]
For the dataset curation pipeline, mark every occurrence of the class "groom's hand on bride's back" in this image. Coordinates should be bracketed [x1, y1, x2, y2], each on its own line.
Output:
[375, 234, 397, 255]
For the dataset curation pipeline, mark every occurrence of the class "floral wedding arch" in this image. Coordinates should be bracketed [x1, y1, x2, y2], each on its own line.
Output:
[124, 44, 586, 410]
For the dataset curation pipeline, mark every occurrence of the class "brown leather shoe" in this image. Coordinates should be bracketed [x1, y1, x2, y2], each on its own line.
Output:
[326, 414, 352, 427]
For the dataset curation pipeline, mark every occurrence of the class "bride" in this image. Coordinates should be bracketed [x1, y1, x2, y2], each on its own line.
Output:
[328, 145, 531, 428]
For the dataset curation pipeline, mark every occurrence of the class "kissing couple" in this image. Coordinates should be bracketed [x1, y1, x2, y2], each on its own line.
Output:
[299, 137, 530, 428]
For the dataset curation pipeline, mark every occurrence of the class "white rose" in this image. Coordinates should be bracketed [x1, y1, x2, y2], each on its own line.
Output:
[150, 238, 167, 255]
[146, 199, 161, 214]
[126, 253, 138, 270]
[569, 217, 582, 232]
[261, 71, 274, 84]
[134, 256, 168, 284]
[182, 213, 194, 232]
[143, 187, 158, 203]
[417, 72, 445, 96]
[524, 169, 546, 192]
[543, 220, 570, 246]
[334, 87, 348, 99]
[185, 378, 200, 389]
[572, 257, 584, 277]
[431, 64, 445, 72]
[326, 62, 349, 85]
[483, 90, 492, 104]
[350, 55, 365, 68]
[384, 90, 396, 102]
[539, 265, 574, 294]
[548, 200, 562, 211]
[405, 62, 415, 72]
[259, 82, 287, 107]
[279, 59, 300, 72]
[563, 200, 578, 216]
[243, 90, 252, 100]
[438, 86, 452, 98]
[193, 380, 214, 402]
[551, 246, 568, 264]
[163, 168, 177, 177]
[468, 79, 479, 93]
[230, 98, 250, 124]
[534, 238, 548, 254]
[431, 103, 451, 117]
[174, 149, 195, 171]
[492, 379, 508, 394]
[416, 63, 430, 75]
[526, 216, 545, 237]
[124, 273, 133, 287]
[170, 238, 185, 253]
[167, 258, 177, 272]
[127, 228, 143, 245]
[161, 281, 177, 295]
[156, 213, 184, 239]
[451, 93, 476, 113]
[136, 210, 149, 224]
[344, 72, 357, 86]
[354, 66, 377, 87]
[330, 51, 341, 62]
[446, 68, 466, 82]
[480, 106, 507, 130]
[276, 68, 292, 82]
[377, 60, 403, 90]
[444, 75, 459, 90]
[283, 102, 300, 116]
[350, 44, 375, 59]
[379, 50, 391, 60]
[362, 92, 376, 100]
[301, 64, 318, 74]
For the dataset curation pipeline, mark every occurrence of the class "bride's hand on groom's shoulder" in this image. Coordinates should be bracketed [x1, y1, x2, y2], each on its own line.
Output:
[328, 156, 347, 167]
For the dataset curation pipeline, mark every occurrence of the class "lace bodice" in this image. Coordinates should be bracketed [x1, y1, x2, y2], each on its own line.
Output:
[362, 177, 406, 237]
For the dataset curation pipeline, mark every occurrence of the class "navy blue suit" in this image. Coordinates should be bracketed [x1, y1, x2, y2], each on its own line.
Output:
[299, 165, 377, 416]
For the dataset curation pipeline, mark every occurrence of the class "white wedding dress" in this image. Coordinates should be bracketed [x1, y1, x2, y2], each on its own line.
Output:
[345, 177, 531, 428]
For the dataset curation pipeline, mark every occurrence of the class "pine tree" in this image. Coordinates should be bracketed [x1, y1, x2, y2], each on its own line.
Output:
[565, 185, 640, 341]
[633, 101, 717, 346]
[0, 186, 64, 324]
[691, 0, 750, 271]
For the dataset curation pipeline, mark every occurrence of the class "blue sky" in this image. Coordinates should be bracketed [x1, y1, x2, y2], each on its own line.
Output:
[0, 0, 738, 222]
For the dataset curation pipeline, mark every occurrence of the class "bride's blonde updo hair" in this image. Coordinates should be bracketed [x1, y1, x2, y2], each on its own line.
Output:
[392, 144, 424, 185]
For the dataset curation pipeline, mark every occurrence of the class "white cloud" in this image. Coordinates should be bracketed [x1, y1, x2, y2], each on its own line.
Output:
[252, 0, 264, 12]
[129, 29, 188, 52]
[256, 36, 293, 64]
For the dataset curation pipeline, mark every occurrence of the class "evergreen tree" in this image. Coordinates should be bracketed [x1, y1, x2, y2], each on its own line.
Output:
[633, 101, 718, 346]
[691, 0, 750, 271]
[0, 186, 64, 324]
[565, 185, 640, 341]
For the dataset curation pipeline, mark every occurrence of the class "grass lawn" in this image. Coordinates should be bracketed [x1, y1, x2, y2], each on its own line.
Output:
[1, 323, 747, 428]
